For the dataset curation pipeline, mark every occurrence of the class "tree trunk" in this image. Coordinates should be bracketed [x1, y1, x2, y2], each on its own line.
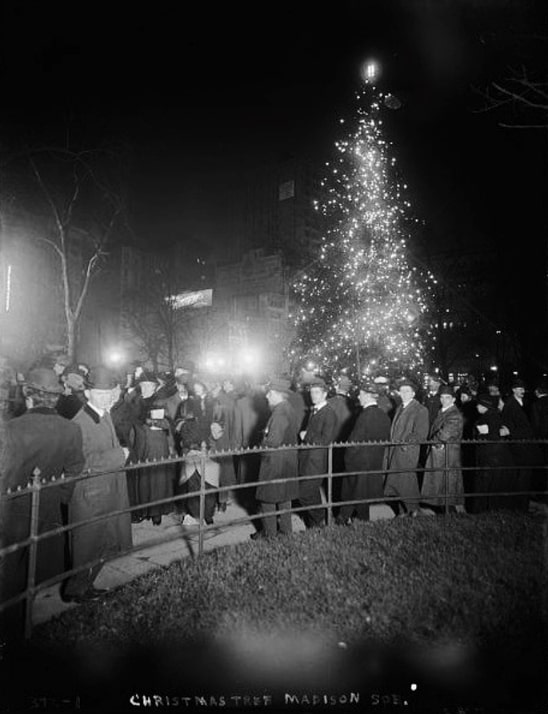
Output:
[66, 314, 76, 362]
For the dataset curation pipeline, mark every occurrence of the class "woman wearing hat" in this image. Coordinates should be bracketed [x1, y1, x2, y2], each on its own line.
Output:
[473, 394, 516, 512]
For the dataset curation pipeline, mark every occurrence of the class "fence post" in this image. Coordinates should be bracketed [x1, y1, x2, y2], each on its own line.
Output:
[198, 443, 207, 557]
[24, 467, 41, 640]
[327, 444, 333, 526]
[444, 442, 449, 517]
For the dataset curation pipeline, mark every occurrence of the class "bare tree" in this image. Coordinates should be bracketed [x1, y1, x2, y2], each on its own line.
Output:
[25, 147, 128, 360]
[477, 63, 548, 129]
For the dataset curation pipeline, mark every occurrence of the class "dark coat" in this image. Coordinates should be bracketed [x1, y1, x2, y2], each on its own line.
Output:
[424, 391, 442, 425]
[384, 399, 429, 504]
[256, 400, 299, 503]
[342, 404, 390, 504]
[501, 395, 543, 467]
[422, 405, 464, 506]
[474, 408, 516, 510]
[287, 390, 307, 433]
[298, 403, 338, 497]
[0, 408, 84, 606]
[56, 392, 86, 420]
[328, 394, 355, 442]
[69, 405, 132, 572]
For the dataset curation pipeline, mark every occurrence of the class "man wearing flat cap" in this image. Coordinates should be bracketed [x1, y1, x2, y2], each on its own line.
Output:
[337, 383, 391, 524]
[0, 368, 84, 640]
[63, 365, 132, 602]
[501, 378, 542, 510]
[254, 377, 300, 538]
[384, 379, 429, 516]
[297, 377, 338, 527]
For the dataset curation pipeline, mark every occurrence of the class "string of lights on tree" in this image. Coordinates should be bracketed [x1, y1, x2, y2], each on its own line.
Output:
[290, 72, 436, 380]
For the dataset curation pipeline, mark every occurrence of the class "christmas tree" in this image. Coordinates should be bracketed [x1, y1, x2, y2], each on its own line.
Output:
[290, 80, 433, 380]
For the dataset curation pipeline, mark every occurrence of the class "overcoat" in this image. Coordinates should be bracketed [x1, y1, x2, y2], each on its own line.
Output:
[474, 408, 516, 511]
[0, 408, 84, 602]
[69, 405, 132, 572]
[501, 396, 543, 467]
[342, 404, 390, 505]
[421, 405, 464, 506]
[328, 394, 354, 442]
[384, 399, 429, 503]
[256, 399, 299, 503]
[298, 403, 338, 498]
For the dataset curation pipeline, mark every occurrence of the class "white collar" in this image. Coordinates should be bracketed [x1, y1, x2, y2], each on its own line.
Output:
[515, 396, 524, 406]
[87, 402, 105, 418]
[312, 401, 327, 412]
[441, 405, 452, 412]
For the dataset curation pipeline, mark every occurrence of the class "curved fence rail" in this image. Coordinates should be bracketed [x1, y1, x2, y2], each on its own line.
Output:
[1, 438, 547, 639]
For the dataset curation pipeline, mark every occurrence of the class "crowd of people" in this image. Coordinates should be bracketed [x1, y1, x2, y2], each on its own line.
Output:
[1, 350, 547, 641]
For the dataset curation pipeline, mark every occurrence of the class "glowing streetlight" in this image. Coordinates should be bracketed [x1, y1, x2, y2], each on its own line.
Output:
[362, 59, 381, 84]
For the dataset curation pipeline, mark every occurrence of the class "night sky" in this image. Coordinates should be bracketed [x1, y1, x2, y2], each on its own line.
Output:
[1, 1, 547, 346]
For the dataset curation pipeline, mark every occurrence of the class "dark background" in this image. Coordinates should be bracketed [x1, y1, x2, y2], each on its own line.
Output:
[1, 0, 547, 372]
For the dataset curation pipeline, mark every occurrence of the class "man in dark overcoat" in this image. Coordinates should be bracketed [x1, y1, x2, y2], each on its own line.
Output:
[328, 375, 355, 500]
[254, 377, 299, 538]
[62, 366, 132, 603]
[0, 368, 84, 640]
[531, 379, 548, 501]
[384, 379, 429, 516]
[501, 378, 542, 510]
[337, 383, 390, 523]
[297, 378, 338, 527]
[421, 385, 465, 512]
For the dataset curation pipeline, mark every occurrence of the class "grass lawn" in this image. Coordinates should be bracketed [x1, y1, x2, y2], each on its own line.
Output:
[3, 512, 547, 712]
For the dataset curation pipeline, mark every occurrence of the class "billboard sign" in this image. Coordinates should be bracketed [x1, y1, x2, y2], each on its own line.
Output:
[170, 288, 213, 310]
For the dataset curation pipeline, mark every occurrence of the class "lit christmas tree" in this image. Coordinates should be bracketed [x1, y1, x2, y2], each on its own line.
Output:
[290, 78, 433, 380]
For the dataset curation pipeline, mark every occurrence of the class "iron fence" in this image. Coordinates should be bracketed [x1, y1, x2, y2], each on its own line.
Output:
[1, 437, 546, 639]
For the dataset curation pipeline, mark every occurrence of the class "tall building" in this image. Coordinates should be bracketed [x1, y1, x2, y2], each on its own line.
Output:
[229, 155, 328, 268]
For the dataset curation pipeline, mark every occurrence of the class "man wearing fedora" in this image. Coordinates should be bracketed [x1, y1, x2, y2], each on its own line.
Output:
[297, 377, 338, 528]
[254, 377, 299, 538]
[337, 382, 390, 524]
[384, 379, 429, 516]
[0, 367, 84, 639]
[501, 378, 542, 510]
[62, 366, 132, 603]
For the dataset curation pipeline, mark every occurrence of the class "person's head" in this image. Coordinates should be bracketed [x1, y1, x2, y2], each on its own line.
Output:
[24, 368, 63, 409]
[335, 376, 352, 396]
[53, 354, 70, 377]
[309, 379, 328, 406]
[86, 366, 121, 412]
[62, 364, 87, 394]
[176, 378, 189, 400]
[428, 375, 441, 393]
[512, 378, 526, 400]
[193, 381, 206, 398]
[439, 385, 455, 409]
[535, 379, 548, 399]
[265, 377, 291, 408]
[487, 383, 500, 397]
[457, 386, 472, 404]
[358, 384, 378, 408]
[373, 376, 389, 393]
[139, 381, 157, 399]
[209, 380, 222, 398]
[476, 394, 494, 414]
[222, 377, 235, 394]
[398, 380, 416, 405]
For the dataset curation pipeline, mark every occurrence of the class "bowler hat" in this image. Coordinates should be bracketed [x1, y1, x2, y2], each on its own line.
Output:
[477, 393, 495, 409]
[359, 382, 379, 395]
[267, 377, 292, 394]
[89, 366, 120, 390]
[397, 378, 417, 391]
[26, 368, 63, 394]
[511, 378, 526, 390]
[136, 371, 158, 385]
[308, 377, 327, 389]
[438, 385, 454, 397]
